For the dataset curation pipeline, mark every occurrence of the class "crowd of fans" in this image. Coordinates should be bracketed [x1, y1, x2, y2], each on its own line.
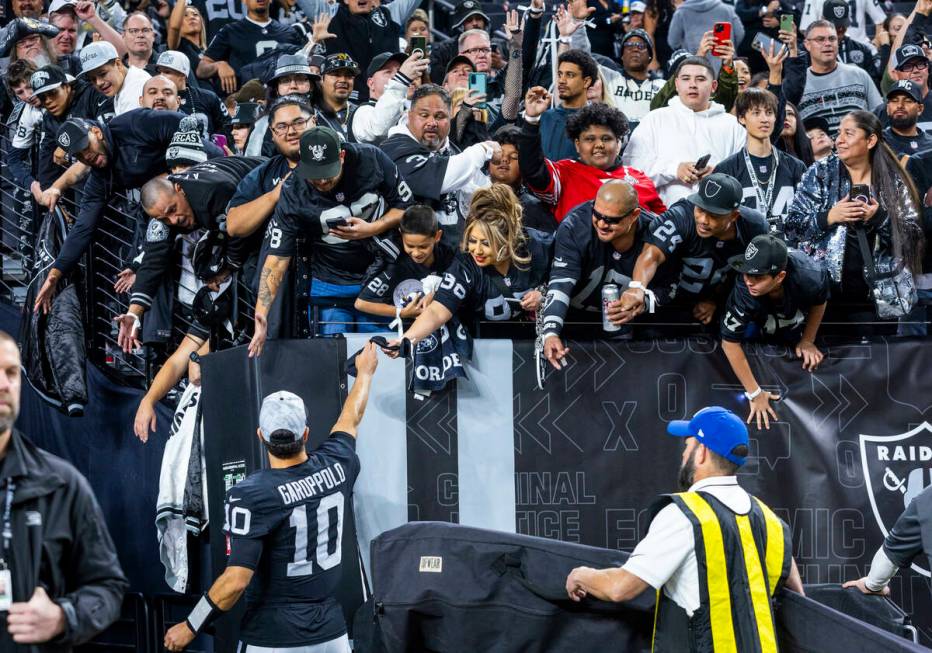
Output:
[1, 0, 931, 430]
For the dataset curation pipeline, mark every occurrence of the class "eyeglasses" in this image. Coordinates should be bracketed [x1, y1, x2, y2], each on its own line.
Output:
[806, 35, 838, 44]
[623, 42, 648, 51]
[900, 60, 929, 72]
[592, 206, 634, 225]
[126, 27, 153, 36]
[461, 46, 491, 56]
[270, 116, 310, 136]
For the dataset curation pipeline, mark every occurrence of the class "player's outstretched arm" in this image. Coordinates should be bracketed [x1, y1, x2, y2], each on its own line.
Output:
[164, 566, 254, 652]
[332, 342, 379, 439]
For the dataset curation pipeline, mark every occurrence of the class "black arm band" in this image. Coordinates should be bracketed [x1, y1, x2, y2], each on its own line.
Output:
[185, 594, 223, 634]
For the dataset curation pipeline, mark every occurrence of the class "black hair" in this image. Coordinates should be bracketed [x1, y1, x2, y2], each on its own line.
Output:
[493, 124, 521, 148]
[734, 87, 778, 119]
[400, 205, 439, 236]
[411, 83, 450, 109]
[6, 59, 37, 90]
[708, 444, 748, 475]
[268, 94, 314, 124]
[262, 430, 305, 459]
[844, 110, 925, 274]
[565, 103, 629, 140]
[775, 101, 815, 167]
[674, 55, 714, 78]
[557, 49, 599, 89]
[749, 71, 769, 88]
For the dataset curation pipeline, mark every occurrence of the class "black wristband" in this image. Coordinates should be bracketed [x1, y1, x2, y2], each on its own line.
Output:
[185, 594, 223, 634]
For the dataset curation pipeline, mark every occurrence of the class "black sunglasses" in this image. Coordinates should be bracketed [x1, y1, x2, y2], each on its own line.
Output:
[592, 206, 635, 225]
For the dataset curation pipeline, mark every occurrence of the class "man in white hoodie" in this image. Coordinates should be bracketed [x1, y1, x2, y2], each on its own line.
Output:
[381, 84, 494, 248]
[351, 50, 429, 145]
[623, 56, 746, 206]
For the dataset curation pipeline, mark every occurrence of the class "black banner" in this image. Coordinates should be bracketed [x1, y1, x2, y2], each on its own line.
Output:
[201, 337, 932, 648]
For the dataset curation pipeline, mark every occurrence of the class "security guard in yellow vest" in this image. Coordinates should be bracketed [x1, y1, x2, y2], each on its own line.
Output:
[566, 406, 805, 652]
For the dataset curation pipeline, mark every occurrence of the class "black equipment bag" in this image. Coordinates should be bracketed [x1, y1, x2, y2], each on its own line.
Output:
[367, 521, 655, 653]
[800, 584, 919, 644]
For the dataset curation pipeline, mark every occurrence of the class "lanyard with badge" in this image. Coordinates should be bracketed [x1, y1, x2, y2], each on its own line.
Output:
[0, 481, 14, 611]
[742, 147, 779, 221]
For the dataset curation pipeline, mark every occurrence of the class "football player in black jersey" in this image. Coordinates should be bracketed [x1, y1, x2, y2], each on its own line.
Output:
[714, 88, 806, 235]
[355, 205, 456, 320]
[163, 343, 379, 652]
[615, 173, 769, 327]
[541, 180, 673, 369]
[248, 125, 411, 350]
[721, 235, 829, 430]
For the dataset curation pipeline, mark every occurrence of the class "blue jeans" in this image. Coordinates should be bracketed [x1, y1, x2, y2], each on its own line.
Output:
[898, 288, 932, 337]
[309, 278, 388, 335]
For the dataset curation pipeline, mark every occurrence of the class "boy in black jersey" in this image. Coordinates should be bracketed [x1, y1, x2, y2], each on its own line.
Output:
[721, 234, 830, 430]
[355, 205, 455, 320]
[164, 343, 379, 653]
[714, 88, 806, 235]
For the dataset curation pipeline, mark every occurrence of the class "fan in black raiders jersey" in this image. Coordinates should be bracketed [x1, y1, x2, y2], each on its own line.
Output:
[163, 346, 379, 653]
[615, 173, 769, 328]
[721, 235, 830, 430]
[198, 0, 306, 94]
[314, 54, 359, 142]
[714, 88, 806, 236]
[382, 84, 496, 249]
[113, 155, 266, 352]
[383, 185, 552, 357]
[541, 181, 676, 369]
[355, 205, 457, 321]
[249, 126, 412, 351]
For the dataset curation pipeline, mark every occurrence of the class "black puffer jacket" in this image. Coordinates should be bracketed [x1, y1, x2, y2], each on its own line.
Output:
[0, 430, 128, 652]
[20, 210, 87, 416]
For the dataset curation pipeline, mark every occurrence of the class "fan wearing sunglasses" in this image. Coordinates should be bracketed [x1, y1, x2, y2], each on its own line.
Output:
[541, 180, 676, 369]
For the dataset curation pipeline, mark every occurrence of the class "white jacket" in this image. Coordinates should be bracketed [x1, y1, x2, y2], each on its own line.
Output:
[351, 71, 413, 145]
[622, 96, 746, 206]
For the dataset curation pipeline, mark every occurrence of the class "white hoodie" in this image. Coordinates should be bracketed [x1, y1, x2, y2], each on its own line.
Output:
[622, 96, 746, 206]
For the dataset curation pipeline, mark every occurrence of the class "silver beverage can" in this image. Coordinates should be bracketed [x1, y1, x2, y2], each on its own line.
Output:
[602, 284, 621, 332]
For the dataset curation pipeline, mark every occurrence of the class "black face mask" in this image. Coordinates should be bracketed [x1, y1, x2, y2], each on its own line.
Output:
[677, 446, 697, 491]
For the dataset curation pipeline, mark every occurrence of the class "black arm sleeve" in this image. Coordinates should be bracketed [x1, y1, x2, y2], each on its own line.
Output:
[882, 495, 924, 569]
[521, 12, 543, 92]
[58, 473, 129, 645]
[782, 55, 807, 107]
[52, 171, 109, 275]
[130, 222, 174, 310]
[517, 121, 553, 193]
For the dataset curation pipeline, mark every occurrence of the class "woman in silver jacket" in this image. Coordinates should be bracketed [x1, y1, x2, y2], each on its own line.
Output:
[784, 109, 924, 331]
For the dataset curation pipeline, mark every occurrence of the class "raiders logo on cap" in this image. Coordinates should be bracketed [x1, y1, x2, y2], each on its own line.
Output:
[310, 144, 327, 161]
[744, 242, 758, 260]
[833, 5, 845, 18]
[58, 131, 71, 148]
[704, 180, 722, 198]
[31, 71, 49, 88]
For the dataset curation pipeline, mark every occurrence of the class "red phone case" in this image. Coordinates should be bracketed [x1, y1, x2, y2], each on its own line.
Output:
[712, 22, 731, 54]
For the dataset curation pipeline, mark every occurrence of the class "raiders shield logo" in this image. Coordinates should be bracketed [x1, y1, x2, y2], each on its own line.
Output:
[371, 9, 386, 26]
[859, 422, 932, 577]
[833, 5, 845, 18]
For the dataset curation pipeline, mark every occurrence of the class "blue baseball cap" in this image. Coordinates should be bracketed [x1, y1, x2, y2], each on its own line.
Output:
[667, 406, 748, 466]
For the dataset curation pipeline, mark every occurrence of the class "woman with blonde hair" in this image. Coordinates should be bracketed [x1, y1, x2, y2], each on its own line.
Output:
[387, 184, 553, 352]
[167, 0, 207, 76]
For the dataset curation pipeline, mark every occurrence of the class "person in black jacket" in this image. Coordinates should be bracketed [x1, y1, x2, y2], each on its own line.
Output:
[0, 332, 128, 651]
[115, 156, 267, 352]
[321, 0, 401, 102]
[32, 110, 219, 314]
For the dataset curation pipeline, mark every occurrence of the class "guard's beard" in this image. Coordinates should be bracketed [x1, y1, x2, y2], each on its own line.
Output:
[677, 447, 697, 491]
